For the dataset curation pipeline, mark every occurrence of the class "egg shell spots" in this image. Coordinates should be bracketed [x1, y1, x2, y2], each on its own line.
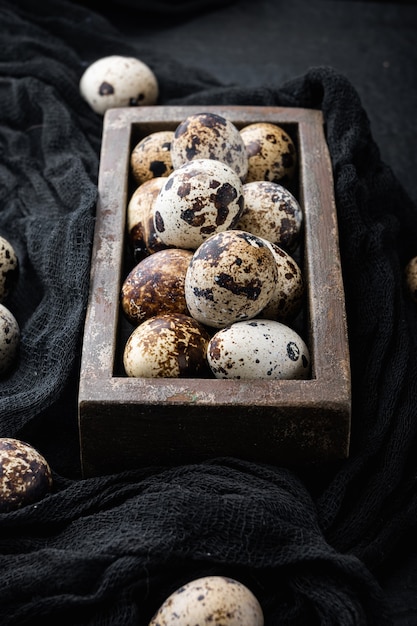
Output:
[184, 230, 278, 328]
[258, 240, 304, 322]
[121, 248, 193, 325]
[171, 112, 248, 181]
[240, 122, 297, 185]
[148, 576, 264, 626]
[405, 255, 417, 303]
[237, 181, 303, 252]
[130, 130, 174, 185]
[0, 304, 20, 378]
[0, 438, 53, 513]
[123, 313, 211, 378]
[153, 159, 244, 250]
[79, 55, 158, 115]
[207, 319, 310, 379]
[127, 177, 170, 262]
[0, 236, 19, 303]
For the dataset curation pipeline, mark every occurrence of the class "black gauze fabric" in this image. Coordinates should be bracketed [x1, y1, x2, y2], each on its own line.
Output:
[1, 0, 417, 624]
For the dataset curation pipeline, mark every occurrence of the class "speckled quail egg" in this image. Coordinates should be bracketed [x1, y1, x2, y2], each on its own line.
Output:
[121, 248, 193, 325]
[240, 122, 297, 185]
[79, 55, 158, 115]
[123, 313, 211, 378]
[153, 158, 244, 250]
[184, 230, 278, 328]
[0, 303, 20, 378]
[207, 319, 311, 379]
[148, 576, 264, 626]
[171, 112, 248, 181]
[0, 438, 53, 513]
[127, 177, 169, 262]
[0, 235, 19, 303]
[130, 130, 174, 185]
[405, 255, 417, 303]
[236, 181, 303, 252]
[258, 239, 304, 322]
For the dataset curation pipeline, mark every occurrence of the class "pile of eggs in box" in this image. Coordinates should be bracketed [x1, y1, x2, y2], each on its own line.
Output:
[121, 109, 310, 381]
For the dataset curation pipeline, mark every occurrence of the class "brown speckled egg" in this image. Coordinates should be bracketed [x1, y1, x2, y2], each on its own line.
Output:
[207, 319, 311, 380]
[79, 55, 158, 115]
[184, 230, 278, 328]
[127, 177, 170, 262]
[0, 235, 19, 303]
[0, 438, 53, 512]
[171, 112, 248, 181]
[130, 130, 174, 185]
[0, 304, 20, 378]
[153, 159, 244, 250]
[121, 248, 193, 325]
[148, 576, 264, 626]
[240, 122, 297, 185]
[258, 240, 304, 322]
[405, 256, 417, 303]
[237, 181, 303, 252]
[123, 313, 211, 378]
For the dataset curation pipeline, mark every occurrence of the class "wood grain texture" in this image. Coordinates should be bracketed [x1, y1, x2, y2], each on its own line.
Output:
[78, 105, 351, 477]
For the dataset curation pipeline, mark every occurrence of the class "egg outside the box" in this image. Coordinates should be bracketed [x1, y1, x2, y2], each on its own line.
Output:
[171, 111, 248, 182]
[0, 438, 53, 513]
[120, 248, 193, 325]
[237, 180, 303, 253]
[153, 159, 244, 250]
[258, 239, 304, 323]
[0, 303, 20, 378]
[184, 230, 278, 329]
[207, 319, 311, 380]
[130, 130, 174, 185]
[123, 313, 211, 378]
[0, 235, 19, 303]
[240, 122, 297, 185]
[148, 575, 264, 626]
[405, 255, 417, 303]
[127, 177, 170, 262]
[79, 55, 159, 115]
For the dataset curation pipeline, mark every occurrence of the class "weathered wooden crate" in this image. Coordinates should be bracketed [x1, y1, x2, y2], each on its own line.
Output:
[78, 105, 351, 477]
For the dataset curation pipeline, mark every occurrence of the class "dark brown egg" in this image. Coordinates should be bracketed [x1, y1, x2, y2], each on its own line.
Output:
[121, 248, 193, 325]
[0, 438, 53, 512]
[123, 313, 211, 378]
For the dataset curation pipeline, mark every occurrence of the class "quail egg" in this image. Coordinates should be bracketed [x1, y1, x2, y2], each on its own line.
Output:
[240, 122, 297, 185]
[171, 112, 248, 181]
[127, 177, 169, 262]
[0, 438, 53, 512]
[130, 130, 174, 185]
[258, 239, 304, 322]
[184, 230, 278, 328]
[0, 235, 19, 303]
[123, 313, 211, 378]
[0, 303, 20, 378]
[153, 158, 244, 250]
[405, 255, 417, 303]
[207, 319, 311, 379]
[79, 55, 158, 115]
[237, 180, 303, 252]
[148, 576, 264, 626]
[121, 248, 193, 325]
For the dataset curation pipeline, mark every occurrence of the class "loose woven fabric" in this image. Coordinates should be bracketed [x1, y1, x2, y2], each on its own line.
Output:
[1, 0, 417, 624]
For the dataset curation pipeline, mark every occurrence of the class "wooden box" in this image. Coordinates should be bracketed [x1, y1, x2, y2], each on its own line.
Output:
[78, 105, 351, 477]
